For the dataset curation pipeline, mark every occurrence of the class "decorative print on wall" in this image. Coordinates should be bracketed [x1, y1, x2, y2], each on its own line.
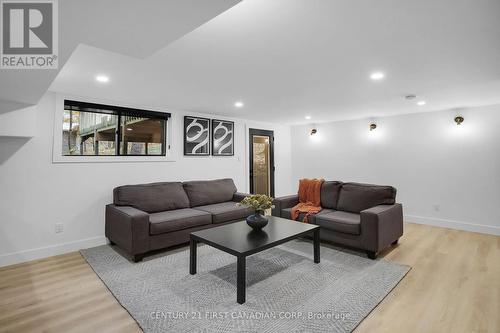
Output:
[212, 119, 234, 156]
[184, 116, 210, 156]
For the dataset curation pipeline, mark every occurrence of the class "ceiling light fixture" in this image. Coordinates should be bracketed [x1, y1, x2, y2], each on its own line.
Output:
[405, 94, 416, 100]
[234, 101, 244, 108]
[305, 115, 311, 120]
[417, 101, 426, 106]
[96, 75, 109, 83]
[310, 128, 317, 135]
[370, 71, 385, 81]
[454, 116, 464, 125]
[369, 123, 377, 131]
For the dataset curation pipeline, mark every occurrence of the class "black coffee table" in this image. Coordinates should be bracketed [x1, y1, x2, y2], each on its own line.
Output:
[189, 216, 320, 304]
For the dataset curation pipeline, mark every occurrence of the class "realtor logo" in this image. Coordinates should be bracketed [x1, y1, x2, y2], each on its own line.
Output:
[1, 0, 58, 69]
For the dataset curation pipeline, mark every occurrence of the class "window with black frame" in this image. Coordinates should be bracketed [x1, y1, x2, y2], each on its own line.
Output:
[62, 100, 170, 156]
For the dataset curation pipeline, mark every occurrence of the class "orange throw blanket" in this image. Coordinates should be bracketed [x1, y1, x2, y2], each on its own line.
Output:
[291, 178, 324, 223]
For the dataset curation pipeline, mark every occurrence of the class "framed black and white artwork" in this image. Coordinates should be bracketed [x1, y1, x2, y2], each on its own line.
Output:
[212, 119, 234, 156]
[184, 116, 210, 156]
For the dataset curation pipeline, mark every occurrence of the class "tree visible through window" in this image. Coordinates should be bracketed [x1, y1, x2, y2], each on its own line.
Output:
[62, 100, 170, 156]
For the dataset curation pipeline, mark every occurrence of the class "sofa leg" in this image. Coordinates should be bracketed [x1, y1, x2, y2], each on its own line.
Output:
[392, 239, 399, 246]
[366, 251, 378, 260]
[132, 254, 144, 262]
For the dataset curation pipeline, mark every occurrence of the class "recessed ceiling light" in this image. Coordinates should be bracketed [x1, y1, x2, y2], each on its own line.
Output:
[234, 101, 244, 108]
[126, 127, 133, 131]
[370, 71, 385, 81]
[417, 101, 426, 106]
[305, 115, 311, 120]
[96, 75, 109, 83]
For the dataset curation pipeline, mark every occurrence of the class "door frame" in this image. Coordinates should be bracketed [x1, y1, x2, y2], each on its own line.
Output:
[248, 128, 275, 197]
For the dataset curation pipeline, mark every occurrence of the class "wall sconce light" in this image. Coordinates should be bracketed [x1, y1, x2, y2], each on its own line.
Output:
[369, 123, 377, 131]
[310, 128, 318, 135]
[454, 116, 464, 125]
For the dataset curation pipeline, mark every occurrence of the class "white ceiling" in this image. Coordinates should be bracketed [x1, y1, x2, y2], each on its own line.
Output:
[50, 0, 500, 124]
[0, 0, 241, 112]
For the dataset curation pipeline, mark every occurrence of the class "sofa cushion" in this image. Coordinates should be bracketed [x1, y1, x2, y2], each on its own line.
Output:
[337, 182, 396, 213]
[194, 202, 254, 224]
[315, 211, 361, 235]
[282, 208, 335, 223]
[281, 208, 306, 221]
[114, 182, 190, 213]
[320, 181, 343, 209]
[183, 178, 237, 207]
[149, 208, 212, 235]
[308, 208, 335, 224]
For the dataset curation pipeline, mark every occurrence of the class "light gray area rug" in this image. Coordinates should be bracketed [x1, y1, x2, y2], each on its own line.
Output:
[81, 240, 409, 333]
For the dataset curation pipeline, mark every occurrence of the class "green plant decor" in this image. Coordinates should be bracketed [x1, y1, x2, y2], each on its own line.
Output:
[239, 194, 274, 213]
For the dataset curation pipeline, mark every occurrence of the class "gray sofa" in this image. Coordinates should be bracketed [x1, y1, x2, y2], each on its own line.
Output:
[272, 181, 403, 259]
[105, 178, 253, 261]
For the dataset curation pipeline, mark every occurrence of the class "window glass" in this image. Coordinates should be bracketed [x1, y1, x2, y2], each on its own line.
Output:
[62, 101, 168, 156]
[62, 110, 119, 155]
[120, 117, 164, 155]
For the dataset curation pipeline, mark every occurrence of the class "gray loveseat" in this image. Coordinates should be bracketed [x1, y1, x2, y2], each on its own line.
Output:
[272, 181, 403, 259]
[105, 178, 253, 261]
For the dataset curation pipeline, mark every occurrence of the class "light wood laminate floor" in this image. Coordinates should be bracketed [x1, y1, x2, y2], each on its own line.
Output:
[0, 223, 498, 333]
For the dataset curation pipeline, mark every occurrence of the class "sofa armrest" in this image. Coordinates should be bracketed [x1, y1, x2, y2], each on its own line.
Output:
[272, 194, 299, 217]
[232, 192, 251, 203]
[105, 204, 150, 255]
[360, 203, 403, 252]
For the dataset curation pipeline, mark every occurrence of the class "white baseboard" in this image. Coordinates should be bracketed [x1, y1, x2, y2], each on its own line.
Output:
[0, 236, 107, 268]
[405, 215, 500, 236]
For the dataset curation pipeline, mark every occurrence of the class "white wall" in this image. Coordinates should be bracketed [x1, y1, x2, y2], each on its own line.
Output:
[291, 105, 500, 236]
[0, 106, 36, 137]
[0, 92, 292, 266]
